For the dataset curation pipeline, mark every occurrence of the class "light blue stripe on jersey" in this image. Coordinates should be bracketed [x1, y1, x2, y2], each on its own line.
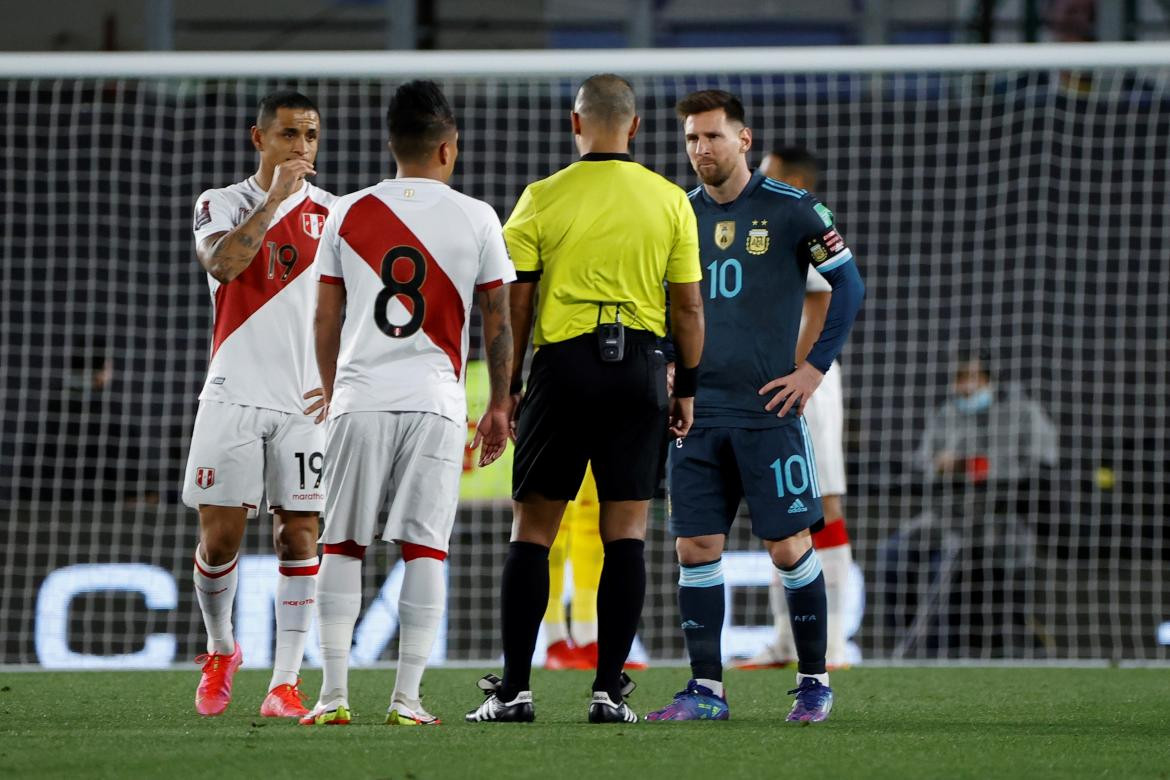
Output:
[816, 249, 854, 273]
[761, 181, 804, 199]
[778, 550, 823, 590]
[762, 177, 805, 195]
[687, 185, 703, 199]
[679, 559, 724, 588]
[800, 416, 822, 499]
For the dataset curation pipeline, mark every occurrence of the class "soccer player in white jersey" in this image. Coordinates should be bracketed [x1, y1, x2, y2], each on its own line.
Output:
[300, 80, 515, 727]
[739, 147, 855, 669]
[184, 91, 336, 718]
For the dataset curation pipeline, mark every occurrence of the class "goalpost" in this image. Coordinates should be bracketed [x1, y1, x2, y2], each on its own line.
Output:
[1, 44, 1168, 668]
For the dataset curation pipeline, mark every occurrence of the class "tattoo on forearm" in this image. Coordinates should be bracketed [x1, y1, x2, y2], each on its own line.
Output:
[487, 322, 513, 401]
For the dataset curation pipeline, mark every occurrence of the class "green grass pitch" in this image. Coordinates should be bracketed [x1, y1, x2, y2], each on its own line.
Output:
[2, 667, 1168, 779]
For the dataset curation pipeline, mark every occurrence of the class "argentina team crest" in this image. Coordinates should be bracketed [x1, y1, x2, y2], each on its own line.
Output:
[715, 220, 735, 250]
[302, 212, 326, 239]
[746, 219, 770, 255]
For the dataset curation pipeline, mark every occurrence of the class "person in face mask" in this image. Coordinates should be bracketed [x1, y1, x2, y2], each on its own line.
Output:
[879, 349, 1059, 657]
[918, 351, 1056, 485]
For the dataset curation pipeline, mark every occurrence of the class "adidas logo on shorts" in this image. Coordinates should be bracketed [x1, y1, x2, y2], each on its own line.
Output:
[788, 499, 808, 514]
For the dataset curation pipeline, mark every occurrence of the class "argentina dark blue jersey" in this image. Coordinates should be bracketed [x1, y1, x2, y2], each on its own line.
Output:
[688, 170, 855, 429]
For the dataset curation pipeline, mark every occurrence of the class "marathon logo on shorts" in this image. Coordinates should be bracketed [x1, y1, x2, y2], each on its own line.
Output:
[302, 213, 326, 239]
[195, 467, 215, 490]
[194, 200, 212, 230]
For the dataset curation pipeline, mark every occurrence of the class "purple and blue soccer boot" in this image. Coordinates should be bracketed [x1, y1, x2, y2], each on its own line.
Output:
[644, 680, 730, 721]
[786, 678, 833, 723]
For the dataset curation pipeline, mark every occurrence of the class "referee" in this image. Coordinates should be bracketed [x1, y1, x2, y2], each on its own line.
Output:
[466, 74, 704, 725]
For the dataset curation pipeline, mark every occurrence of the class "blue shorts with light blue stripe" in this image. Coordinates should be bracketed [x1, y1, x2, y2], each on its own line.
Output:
[667, 422, 825, 541]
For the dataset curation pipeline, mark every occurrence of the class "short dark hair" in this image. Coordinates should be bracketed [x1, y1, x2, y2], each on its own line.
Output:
[675, 89, 746, 125]
[772, 145, 820, 176]
[575, 74, 636, 126]
[256, 90, 319, 128]
[956, 348, 993, 380]
[386, 80, 457, 163]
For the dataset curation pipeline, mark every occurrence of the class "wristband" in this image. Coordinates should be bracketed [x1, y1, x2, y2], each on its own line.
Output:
[509, 378, 524, 395]
[673, 364, 698, 398]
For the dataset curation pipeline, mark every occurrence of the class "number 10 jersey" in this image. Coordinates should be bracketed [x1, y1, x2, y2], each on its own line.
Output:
[313, 178, 516, 424]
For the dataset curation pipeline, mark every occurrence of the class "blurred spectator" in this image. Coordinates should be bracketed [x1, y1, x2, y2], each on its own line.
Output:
[880, 350, 1058, 657]
[19, 339, 158, 504]
[916, 351, 1057, 486]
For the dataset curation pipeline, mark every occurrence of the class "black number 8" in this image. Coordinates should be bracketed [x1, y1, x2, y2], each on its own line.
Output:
[374, 246, 426, 339]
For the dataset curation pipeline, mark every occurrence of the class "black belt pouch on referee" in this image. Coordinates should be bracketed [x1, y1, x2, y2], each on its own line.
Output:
[512, 328, 668, 503]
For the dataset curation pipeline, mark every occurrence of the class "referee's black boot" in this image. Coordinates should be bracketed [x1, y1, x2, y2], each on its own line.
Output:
[588, 673, 638, 724]
[465, 674, 535, 723]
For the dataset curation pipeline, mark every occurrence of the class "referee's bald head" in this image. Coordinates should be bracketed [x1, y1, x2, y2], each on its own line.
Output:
[574, 74, 636, 128]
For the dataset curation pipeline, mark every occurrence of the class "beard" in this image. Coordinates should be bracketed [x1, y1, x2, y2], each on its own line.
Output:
[695, 160, 732, 187]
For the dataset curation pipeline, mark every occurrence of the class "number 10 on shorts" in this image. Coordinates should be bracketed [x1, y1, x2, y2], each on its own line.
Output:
[770, 454, 810, 497]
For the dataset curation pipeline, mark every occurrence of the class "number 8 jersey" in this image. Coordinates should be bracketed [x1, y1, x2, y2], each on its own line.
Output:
[313, 178, 516, 423]
[192, 177, 337, 412]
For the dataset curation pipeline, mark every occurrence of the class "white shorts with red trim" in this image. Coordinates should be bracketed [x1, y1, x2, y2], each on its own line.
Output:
[321, 410, 464, 552]
[182, 400, 326, 516]
[802, 360, 847, 497]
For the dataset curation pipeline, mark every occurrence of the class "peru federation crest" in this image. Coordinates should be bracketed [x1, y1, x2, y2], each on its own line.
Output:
[746, 219, 770, 255]
[195, 467, 215, 490]
[302, 212, 326, 239]
[715, 220, 736, 250]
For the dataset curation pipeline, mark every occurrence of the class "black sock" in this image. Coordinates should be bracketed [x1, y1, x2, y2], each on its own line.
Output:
[780, 548, 828, 676]
[500, 541, 550, 700]
[593, 538, 646, 701]
[678, 559, 725, 683]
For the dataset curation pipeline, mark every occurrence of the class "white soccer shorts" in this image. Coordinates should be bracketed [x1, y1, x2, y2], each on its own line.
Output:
[803, 359, 847, 496]
[182, 400, 326, 515]
[321, 411, 464, 553]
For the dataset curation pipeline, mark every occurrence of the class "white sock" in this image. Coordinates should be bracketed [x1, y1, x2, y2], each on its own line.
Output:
[393, 557, 446, 705]
[193, 547, 238, 655]
[269, 557, 318, 690]
[570, 621, 598, 647]
[819, 544, 853, 664]
[696, 678, 725, 697]
[545, 621, 568, 645]
[798, 672, 830, 687]
[769, 570, 797, 659]
[316, 553, 362, 708]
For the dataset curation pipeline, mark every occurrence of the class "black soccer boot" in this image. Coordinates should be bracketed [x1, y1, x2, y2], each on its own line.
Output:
[465, 674, 535, 723]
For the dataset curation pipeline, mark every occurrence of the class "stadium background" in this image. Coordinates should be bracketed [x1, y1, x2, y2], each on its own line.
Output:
[1, 1, 1169, 670]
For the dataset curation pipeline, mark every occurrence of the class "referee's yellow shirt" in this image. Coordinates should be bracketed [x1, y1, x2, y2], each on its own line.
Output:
[503, 154, 702, 346]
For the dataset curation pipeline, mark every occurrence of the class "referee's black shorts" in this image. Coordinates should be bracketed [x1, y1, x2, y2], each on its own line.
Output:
[512, 329, 668, 502]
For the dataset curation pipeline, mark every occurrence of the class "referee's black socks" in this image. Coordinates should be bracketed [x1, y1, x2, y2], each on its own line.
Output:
[500, 541, 550, 701]
[593, 538, 646, 701]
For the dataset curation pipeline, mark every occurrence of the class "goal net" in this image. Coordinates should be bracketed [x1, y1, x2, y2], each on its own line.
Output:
[2, 45, 1168, 667]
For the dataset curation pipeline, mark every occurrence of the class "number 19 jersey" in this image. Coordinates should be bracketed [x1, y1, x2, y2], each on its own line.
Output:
[192, 177, 337, 413]
[313, 178, 516, 424]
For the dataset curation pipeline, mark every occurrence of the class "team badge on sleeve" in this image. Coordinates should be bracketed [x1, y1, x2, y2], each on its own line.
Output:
[747, 219, 770, 255]
[302, 213, 326, 239]
[195, 467, 216, 489]
[194, 200, 212, 230]
[715, 220, 735, 250]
